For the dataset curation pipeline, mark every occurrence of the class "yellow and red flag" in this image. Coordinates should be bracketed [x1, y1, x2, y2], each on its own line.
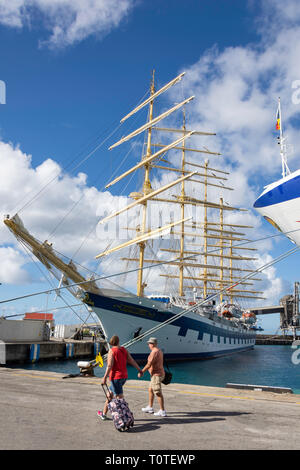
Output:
[276, 106, 280, 130]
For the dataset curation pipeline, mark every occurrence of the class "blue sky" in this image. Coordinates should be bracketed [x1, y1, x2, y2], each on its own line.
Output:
[1, 0, 300, 333]
[0, 0, 257, 169]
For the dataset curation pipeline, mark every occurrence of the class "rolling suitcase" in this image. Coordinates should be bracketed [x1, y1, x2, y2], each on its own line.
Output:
[101, 384, 134, 432]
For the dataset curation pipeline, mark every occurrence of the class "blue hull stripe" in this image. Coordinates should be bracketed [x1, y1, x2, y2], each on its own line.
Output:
[85, 292, 255, 341]
[254, 174, 300, 208]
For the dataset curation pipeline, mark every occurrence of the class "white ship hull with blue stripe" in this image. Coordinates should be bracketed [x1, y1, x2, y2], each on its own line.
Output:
[254, 169, 300, 246]
[84, 290, 256, 361]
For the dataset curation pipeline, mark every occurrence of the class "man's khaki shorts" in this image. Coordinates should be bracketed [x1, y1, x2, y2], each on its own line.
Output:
[150, 374, 165, 394]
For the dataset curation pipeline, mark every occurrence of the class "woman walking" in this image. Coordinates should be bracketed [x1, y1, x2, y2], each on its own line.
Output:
[98, 335, 143, 420]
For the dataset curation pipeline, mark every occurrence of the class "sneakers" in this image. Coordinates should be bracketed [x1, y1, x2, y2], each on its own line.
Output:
[141, 406, 167, 416]
[141, 405, 154, 413]
[97, 410, 108, 420]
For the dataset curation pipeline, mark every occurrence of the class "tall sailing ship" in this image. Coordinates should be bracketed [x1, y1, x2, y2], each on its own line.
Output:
[4, 71, 261, 361]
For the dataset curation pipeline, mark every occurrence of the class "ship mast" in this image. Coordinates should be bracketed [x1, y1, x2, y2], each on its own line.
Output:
[97, 71, 197, 297]
[137, 70, 155, 297]
[155, 148, 264, 302]
[276, 97, 290, 178]
[96, 71, 264, 303]
[219, 197, 224, 302]
[179, 109, 187, 297]
[203, 160, 208, 298]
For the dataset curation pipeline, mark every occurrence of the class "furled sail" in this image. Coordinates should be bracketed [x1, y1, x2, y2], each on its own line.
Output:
[120, 72, 186, 123]
[109, 96, 194, 150]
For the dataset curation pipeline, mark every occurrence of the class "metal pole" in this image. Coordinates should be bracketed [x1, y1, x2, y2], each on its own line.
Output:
[293, 281, 299, 339]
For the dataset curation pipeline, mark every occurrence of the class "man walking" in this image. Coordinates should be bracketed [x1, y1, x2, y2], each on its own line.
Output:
[139, 337, 167, 417]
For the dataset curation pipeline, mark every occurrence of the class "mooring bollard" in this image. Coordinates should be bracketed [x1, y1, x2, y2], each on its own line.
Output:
[77, 361, 95, 376]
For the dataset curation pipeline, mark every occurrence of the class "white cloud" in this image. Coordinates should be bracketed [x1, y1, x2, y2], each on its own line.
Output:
[0, 246, 30, 284]
[172, 15, 300, 183]
[0, 140, 131, 285]
[0, 1, 25, 28]
[0, 0, 134, 48]
[255, 0, 300, 35]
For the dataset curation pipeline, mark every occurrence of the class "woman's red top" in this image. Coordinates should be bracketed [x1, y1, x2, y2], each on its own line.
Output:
[109, 346, 128, 380]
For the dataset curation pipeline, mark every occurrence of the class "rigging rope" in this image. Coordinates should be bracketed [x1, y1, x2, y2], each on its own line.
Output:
[13, 85, 150, 216]
[70, 139, 142, 262]
[9, 88, 150, 264]
[18, 238, 97, 327]
[45, 89, 150, 241]
[1, 229, 299, 307]
[12, 121, 118, 216]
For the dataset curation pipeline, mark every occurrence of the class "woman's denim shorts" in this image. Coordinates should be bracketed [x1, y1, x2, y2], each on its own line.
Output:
[109, 378, 127, 396]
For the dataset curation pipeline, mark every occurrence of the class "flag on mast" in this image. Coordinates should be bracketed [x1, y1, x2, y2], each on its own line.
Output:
[276, 101, 281, 130]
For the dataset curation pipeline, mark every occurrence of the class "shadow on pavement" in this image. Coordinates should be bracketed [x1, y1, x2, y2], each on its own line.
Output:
[126, 410, 252, 433]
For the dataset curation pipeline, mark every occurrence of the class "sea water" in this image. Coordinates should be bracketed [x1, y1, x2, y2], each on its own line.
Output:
[9, 345, 300, 394]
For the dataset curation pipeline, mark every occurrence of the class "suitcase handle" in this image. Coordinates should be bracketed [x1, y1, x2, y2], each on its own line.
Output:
[101, 383, 113, 402]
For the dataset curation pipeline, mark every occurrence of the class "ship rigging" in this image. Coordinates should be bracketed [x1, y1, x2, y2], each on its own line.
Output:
[4, 70, 267, 360]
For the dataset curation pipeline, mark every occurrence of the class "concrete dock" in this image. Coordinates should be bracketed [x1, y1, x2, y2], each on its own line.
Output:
[255, 334, 298, 345]
[1, 367, 300, 451]
[0, 338, 107, 365]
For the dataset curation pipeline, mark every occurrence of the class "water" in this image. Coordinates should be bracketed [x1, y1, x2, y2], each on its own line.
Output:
[9, 345, 300, 393]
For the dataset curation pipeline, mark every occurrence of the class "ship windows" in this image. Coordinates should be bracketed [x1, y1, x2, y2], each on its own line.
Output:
[178, 326, 188, 337]
[197, 331, 204, 341]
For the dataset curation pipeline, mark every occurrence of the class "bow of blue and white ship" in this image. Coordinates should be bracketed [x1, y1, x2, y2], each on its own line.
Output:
[83, 290, 256, 362]
[253, 168, 300, 246]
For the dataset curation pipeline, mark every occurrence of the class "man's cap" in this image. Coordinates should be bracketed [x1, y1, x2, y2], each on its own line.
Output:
[147, 337, 158, 344]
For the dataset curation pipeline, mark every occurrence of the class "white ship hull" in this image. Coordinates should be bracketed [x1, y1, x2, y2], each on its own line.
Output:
[253, 169, 300, 246]
[84, 291, 256, 361]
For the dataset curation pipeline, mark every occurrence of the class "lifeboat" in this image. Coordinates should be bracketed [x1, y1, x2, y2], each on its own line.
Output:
[216, 302, 243, 319]
[222, 310, 233, 318]
[242, 312, 256, 319]
[220, 303, 235, 318]
[242, 311, 256, 324]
